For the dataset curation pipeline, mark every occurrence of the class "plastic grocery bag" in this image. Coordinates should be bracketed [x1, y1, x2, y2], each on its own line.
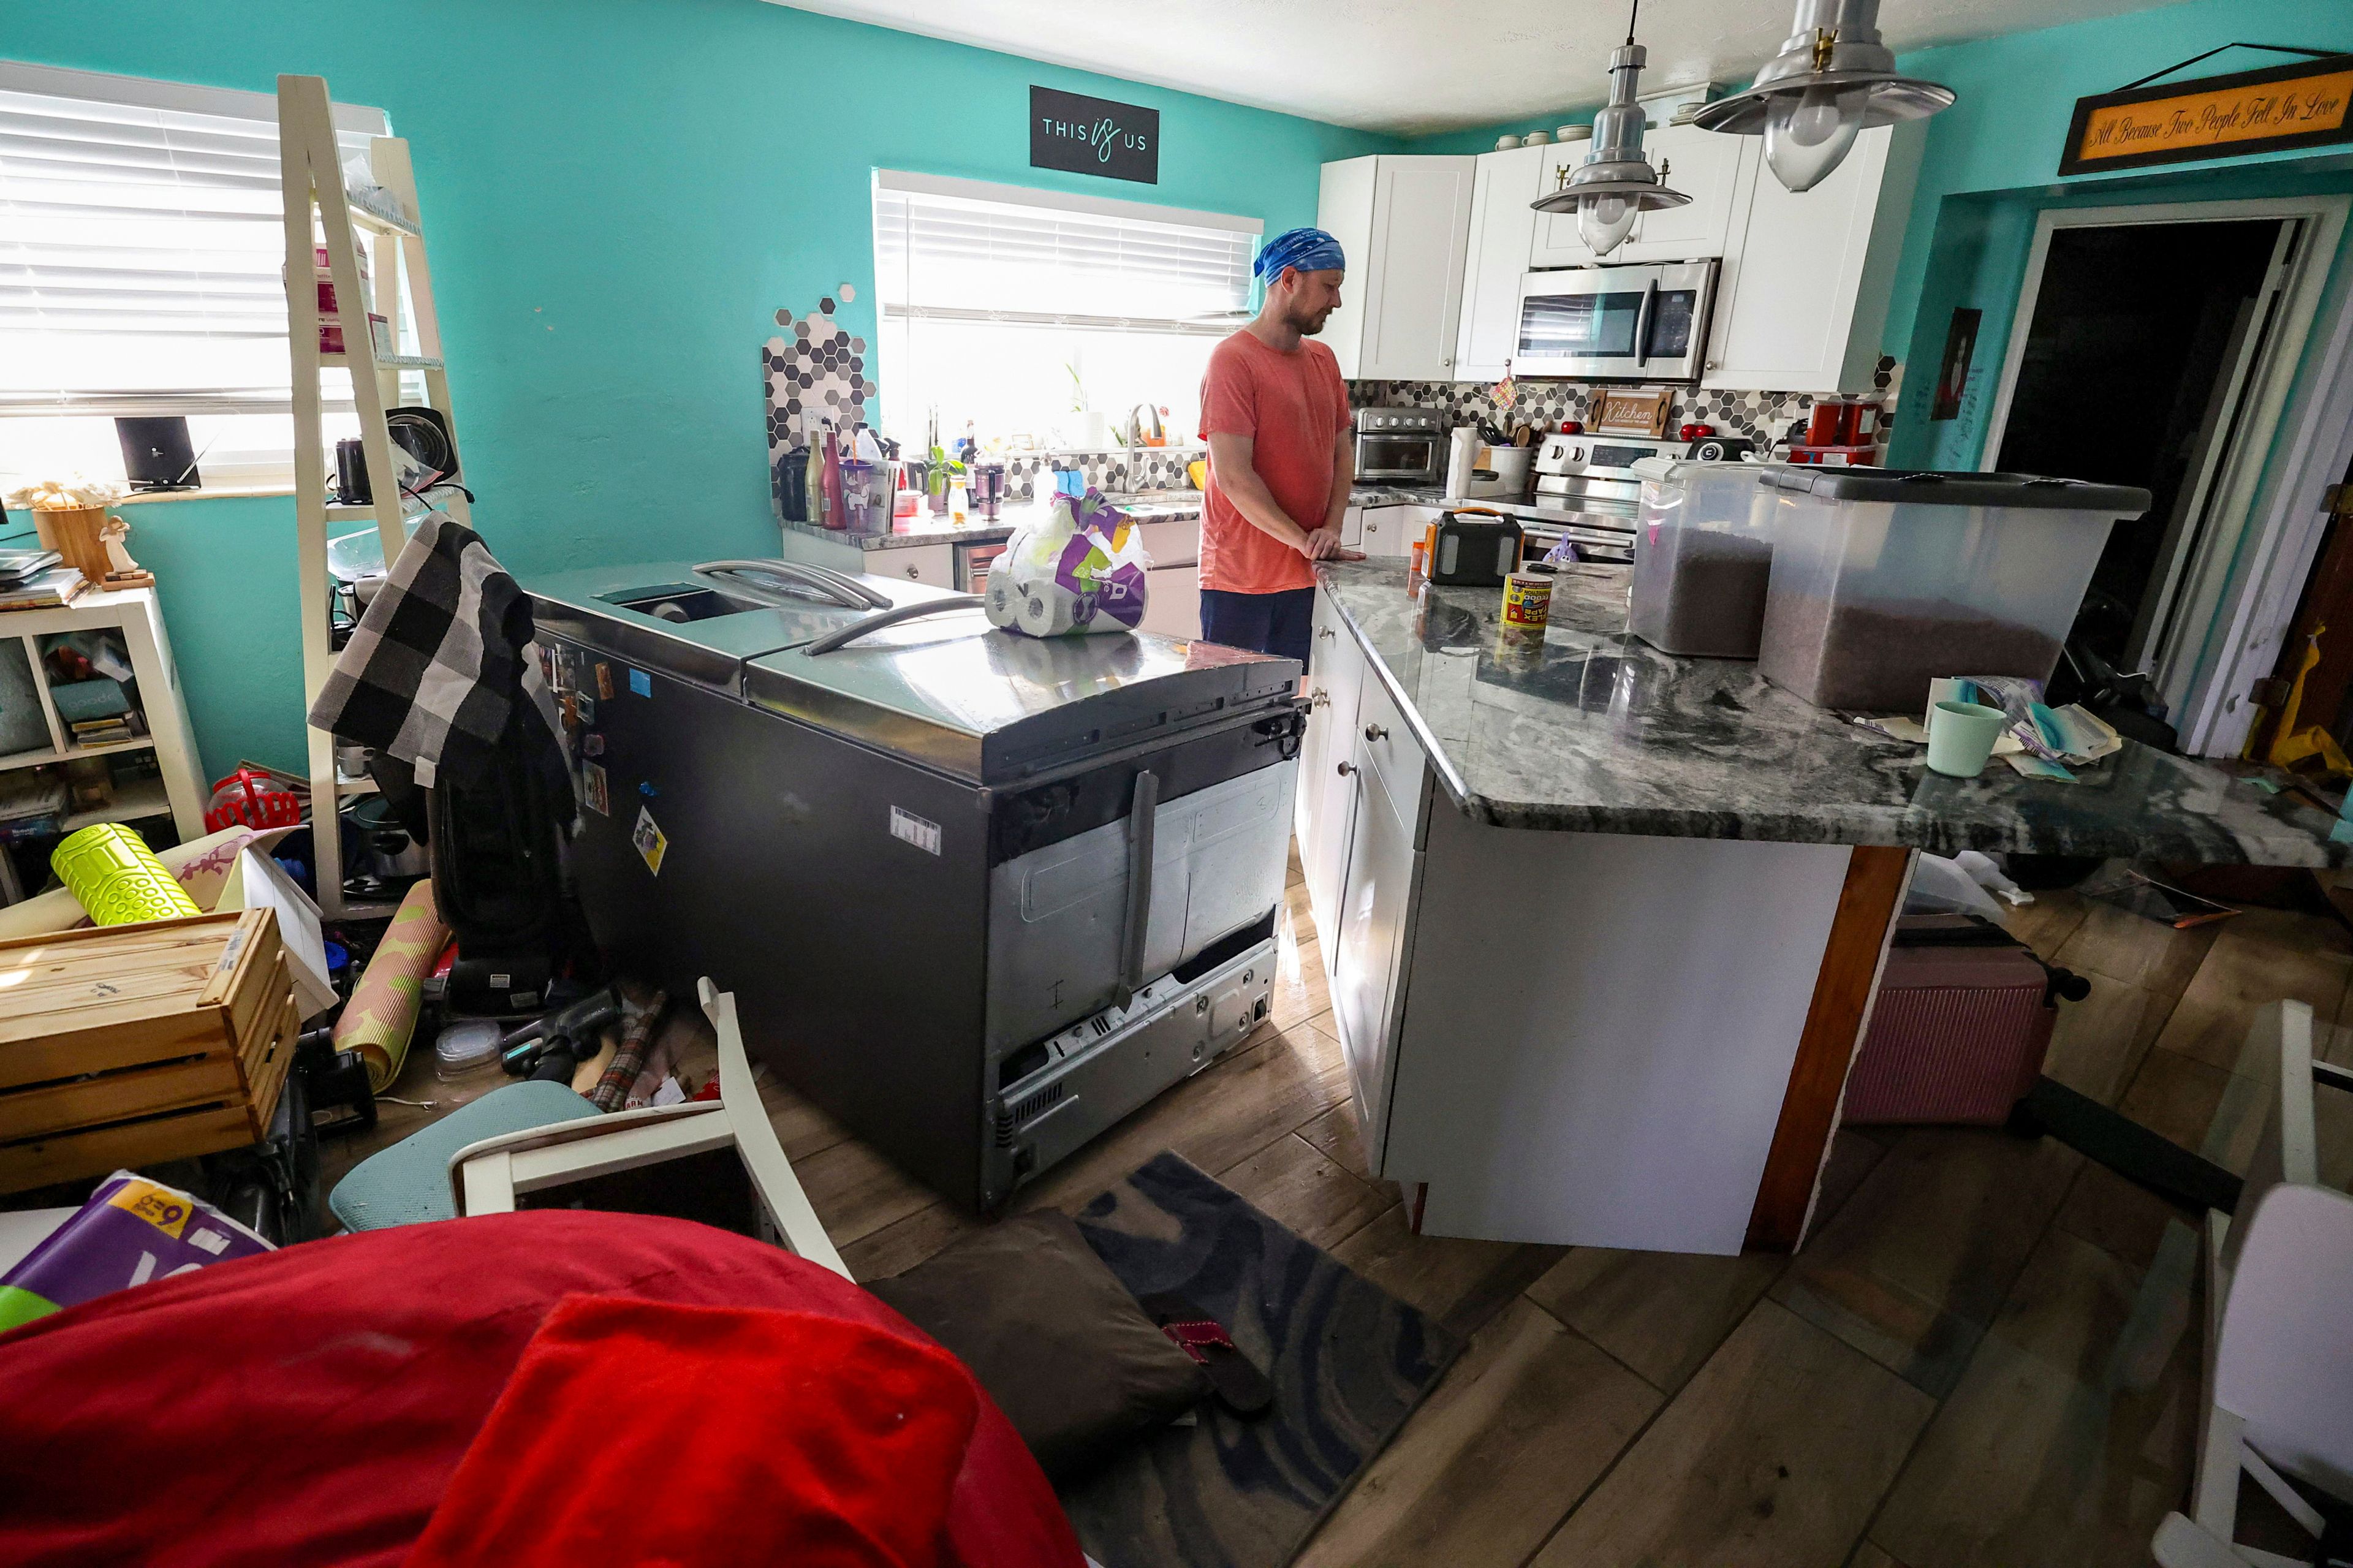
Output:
[985, 488, 1150, 637]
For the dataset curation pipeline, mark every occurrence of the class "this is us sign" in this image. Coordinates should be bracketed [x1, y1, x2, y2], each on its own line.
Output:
[1031, 86, 1158, 184]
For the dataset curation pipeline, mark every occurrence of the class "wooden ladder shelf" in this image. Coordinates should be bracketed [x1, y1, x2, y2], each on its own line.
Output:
[277, 74, 468, 920]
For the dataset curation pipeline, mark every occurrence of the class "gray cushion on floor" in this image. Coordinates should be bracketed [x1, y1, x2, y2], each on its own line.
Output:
[328, 1081, 599, 1231]
[867, 1210, 1209, 1482]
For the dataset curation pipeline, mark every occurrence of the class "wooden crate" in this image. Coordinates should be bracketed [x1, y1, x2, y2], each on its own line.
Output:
[0, 909, 297, 1192]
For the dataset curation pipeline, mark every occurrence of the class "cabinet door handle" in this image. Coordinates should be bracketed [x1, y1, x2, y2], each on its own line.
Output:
[906, 565, 920, 578]
[1317, 627, 1335, 640]
[1309, 688, 1329, 708]
[1336, 760, 1355, 777]
[1364, 724, 1388, 742]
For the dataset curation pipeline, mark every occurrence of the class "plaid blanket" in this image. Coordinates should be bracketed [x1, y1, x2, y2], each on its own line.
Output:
[309, 512, 567, 798]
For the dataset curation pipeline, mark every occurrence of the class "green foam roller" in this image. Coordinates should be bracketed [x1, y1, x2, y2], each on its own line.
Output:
[52, 823, 202, 925]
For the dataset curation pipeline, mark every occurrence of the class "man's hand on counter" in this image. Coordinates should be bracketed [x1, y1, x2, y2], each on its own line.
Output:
[1302, 527, 1362, 562]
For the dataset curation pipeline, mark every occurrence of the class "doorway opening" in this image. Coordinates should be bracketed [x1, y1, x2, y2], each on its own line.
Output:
[1990, 215, 2302, 711]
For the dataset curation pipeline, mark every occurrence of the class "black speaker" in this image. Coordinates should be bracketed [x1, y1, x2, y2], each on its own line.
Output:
[116, 415, 200, 491]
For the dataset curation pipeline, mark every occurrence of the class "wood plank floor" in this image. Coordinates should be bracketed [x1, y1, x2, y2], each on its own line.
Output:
[309, 857, 2351, 1567]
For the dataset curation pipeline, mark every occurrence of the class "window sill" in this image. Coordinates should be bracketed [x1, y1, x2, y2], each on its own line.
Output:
[116, 483, 296, 504]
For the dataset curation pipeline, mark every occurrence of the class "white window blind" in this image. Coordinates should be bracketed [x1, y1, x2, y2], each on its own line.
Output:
[873, 172, 1257, 334]
[0, 63, 385, 417]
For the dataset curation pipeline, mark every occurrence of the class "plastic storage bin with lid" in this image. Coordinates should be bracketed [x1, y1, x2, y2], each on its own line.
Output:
[1755, 469, 2150, 713]
[1627, 457, 1785, 657]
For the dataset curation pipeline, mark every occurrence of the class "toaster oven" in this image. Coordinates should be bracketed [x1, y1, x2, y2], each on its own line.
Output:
[1353, 406, 1446, 485]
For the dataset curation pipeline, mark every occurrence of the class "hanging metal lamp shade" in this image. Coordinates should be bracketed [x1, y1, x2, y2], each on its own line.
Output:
[1531, 41, 1688, 257]
[1691, 0, 1953, 192]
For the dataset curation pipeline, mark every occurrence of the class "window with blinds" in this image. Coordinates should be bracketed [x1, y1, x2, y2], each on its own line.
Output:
[0, 64, 385, 489]
[869, 172, 1260, 450]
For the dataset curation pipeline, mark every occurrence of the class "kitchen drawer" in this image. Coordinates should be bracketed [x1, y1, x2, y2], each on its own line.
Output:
[877, 543, 953, 588]
[1354, 671, 1428, 843]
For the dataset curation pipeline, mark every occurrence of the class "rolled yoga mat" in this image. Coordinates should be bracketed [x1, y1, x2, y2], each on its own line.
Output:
[332, 880, 450, 1091]
[51, 824, 202, 925]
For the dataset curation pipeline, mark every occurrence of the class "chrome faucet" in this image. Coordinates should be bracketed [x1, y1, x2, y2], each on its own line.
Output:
[1123, 403, 1162, 494]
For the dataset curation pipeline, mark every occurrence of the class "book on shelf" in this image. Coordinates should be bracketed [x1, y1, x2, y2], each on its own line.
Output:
[51, 677, 131, 725]
[0, 548, 62, 588]
[0, 771, 67, 839]
[0, 566, 86, 612]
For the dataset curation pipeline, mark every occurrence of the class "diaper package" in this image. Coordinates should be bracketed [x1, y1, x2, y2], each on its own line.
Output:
[985, 488, 1150, 637]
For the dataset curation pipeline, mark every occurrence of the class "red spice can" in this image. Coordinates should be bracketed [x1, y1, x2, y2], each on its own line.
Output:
[1501, 570, 1551, 631]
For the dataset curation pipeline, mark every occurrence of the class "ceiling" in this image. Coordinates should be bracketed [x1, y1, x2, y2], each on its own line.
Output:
[770, 0, 2155, 135]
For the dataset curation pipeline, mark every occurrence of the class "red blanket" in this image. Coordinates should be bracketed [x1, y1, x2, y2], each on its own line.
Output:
[0, 1211, 1081, 1568]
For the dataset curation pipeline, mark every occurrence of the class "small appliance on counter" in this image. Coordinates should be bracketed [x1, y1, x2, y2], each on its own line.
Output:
[1354, 406, 1446, 486]
[1428, 510, 1525, 586]
[970, 462, 1007, 520]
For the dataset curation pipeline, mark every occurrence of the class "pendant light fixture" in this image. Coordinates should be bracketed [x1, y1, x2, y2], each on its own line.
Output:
[1530, 0, 1686, 258]
[1691, 0, 1953, 193]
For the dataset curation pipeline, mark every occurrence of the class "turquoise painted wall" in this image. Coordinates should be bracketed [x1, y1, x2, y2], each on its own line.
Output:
[1873, 0, 2353, 455]
[0, 0, 1392, 778]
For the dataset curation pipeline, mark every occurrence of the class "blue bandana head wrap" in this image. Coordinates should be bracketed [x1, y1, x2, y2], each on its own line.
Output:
[1254, 227, 1346, 282]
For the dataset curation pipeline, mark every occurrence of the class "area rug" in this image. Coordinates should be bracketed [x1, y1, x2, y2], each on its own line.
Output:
[1062, 1152, 1462, 1568]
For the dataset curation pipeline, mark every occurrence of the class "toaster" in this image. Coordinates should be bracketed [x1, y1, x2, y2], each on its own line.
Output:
[1428, 511, 1524, 587]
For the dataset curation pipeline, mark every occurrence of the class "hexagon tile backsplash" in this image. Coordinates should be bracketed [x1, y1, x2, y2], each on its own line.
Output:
[1349, 357, 1899, 445]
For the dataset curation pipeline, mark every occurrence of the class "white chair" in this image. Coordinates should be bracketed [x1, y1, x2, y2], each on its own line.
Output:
[2152, 1000, 2353, 1567]
[445, 978, 849, 1279]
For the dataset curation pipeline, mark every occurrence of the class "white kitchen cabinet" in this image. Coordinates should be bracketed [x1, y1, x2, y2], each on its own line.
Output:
[774, 528, 953, 588]
[1529, 141, 1599, 268]
[1297, 591, 1367, 940]
[1315, 155, 1476, 381]
[1358, 503, 1440, 560]
[1453, 144, 1546, 383]
[1327, 673, 1427, 1160]
[1703, 122, 1923, 395]
[1530, 124, 1752, 271]
[1137, 515, 1200, 638]
[1616, 124, 1754, 263]
[879, 543, 953, 588]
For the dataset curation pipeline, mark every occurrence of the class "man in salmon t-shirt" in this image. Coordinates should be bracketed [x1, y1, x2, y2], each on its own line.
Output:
[1195, 226, 1362, 670]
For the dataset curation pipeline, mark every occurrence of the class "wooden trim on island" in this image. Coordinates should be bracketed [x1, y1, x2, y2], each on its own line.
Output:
[1745, 844, 1914, 1251]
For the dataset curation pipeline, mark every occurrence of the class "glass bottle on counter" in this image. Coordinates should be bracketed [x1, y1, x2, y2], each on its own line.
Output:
[819, 423, 847, 531]
[803, 425, 828, 528]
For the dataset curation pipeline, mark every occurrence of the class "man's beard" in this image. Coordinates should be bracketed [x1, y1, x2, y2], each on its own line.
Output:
[1286, 302, 1333, 336]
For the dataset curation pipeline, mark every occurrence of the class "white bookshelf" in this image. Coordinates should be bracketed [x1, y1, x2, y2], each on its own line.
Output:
[0, 586, 208, 900]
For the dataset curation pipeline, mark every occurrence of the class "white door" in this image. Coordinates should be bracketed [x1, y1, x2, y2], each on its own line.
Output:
[1328, 680, 1423, 1159]
[1705, 127, 1893, 393]
[1300, 597, 1366, 940]
[1360, 157, 1477, 380]
[1618, 124, 1752, 262]
[1455, 145, 1546, 382]
[1529, 141, 1599, 268]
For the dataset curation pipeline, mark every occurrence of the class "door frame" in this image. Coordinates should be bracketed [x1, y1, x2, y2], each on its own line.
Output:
[1977, 195, 2349, 751]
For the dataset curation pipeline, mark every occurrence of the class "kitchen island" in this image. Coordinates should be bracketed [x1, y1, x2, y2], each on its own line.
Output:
[1301, 559, 2345, 1256]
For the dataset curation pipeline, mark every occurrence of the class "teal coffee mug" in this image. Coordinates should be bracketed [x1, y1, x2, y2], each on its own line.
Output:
[1926, 700, 2008, 778]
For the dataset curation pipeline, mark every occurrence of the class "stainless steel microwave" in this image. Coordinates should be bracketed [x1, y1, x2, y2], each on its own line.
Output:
[1512, 259, 1719, 383]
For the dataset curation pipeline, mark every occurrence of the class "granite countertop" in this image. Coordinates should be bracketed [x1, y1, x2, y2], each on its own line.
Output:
[1351, 483, 1448, 507]
[1316, 558, 2347, 866]
[783, 495, 1203, 551]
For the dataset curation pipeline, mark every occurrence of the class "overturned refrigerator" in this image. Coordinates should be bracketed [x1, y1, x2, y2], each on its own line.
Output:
[526, 559, 1303, 1211]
